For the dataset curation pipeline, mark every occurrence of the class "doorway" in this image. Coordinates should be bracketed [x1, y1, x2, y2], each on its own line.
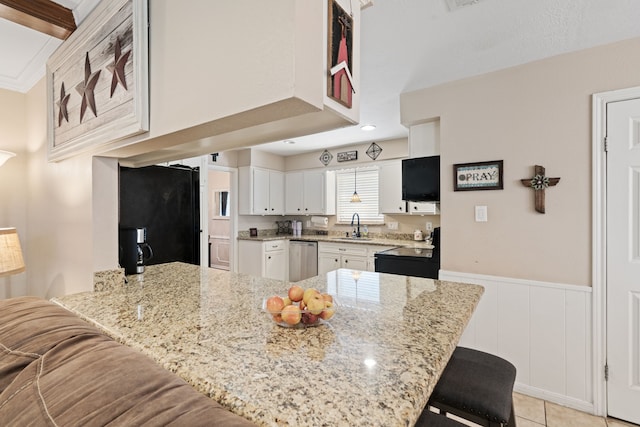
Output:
[593, 87, 640, 424]
[208, 168, 234, 271]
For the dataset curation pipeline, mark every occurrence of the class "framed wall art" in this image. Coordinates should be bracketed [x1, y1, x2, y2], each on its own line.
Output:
[453, 160, 504, 191]
[47, 0, 149, 161]
[327, 0, 354, 108]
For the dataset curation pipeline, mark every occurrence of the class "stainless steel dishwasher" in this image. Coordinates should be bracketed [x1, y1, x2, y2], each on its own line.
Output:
[288, 240, 318, 282]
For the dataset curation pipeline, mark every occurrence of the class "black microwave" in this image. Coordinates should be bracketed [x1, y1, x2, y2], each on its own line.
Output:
[401, 155, 440, 202]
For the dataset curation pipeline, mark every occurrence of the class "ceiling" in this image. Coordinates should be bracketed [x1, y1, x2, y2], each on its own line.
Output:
[2, 0, 640, 157]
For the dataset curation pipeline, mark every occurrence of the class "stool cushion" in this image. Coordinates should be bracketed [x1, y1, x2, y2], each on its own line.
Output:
[429, 347, 516, 423]
[415, 410, 464, 427]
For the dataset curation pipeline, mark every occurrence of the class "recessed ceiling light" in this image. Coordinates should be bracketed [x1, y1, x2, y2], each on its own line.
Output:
[361, 124, 376, 131]
[283, 140, 296, 144]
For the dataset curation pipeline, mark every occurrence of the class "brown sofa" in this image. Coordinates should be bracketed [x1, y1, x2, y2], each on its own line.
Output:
[0, 297, 255, 426]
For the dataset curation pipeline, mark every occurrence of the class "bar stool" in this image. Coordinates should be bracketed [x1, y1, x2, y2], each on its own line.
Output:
[427, 347, 517, 427]
[415, 410, 465, 427]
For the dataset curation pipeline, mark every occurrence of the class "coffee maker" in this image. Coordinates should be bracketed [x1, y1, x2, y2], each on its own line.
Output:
[119, 227, 154, 274]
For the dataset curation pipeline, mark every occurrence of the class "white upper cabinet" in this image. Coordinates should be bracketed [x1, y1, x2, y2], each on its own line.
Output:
[285, 170, 335, 215]
[285, 172, 305, 214]
[378, 161, 407, 214]
[239, 167, 284, 215]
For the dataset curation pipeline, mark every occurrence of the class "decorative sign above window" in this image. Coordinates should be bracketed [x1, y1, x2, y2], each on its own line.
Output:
[47, 0, 149, 161]
[453, 160, 504, 191]
[337, 150, 357, 162]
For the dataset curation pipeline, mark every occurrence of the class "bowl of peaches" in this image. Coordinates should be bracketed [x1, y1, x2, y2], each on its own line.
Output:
[263, 285, 336, 328]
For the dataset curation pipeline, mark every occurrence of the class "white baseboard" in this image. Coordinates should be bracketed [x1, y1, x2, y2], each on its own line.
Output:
[440, 270, 594, 413]
[514, 383, 595, 414]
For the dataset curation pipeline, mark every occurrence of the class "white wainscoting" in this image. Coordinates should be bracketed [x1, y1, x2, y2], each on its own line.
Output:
[440, 270, 594, 413]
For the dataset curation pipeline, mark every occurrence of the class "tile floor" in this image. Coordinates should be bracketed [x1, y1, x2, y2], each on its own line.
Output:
[443, 393, 640, 427]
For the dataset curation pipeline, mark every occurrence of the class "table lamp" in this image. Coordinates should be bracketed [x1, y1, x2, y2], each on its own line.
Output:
[0, 228, 25, 277]
[0, 150, 16, 167]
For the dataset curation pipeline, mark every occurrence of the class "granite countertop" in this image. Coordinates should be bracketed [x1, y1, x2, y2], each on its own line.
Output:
[53, 262, 483, 427]
[238, 234, 434, 249]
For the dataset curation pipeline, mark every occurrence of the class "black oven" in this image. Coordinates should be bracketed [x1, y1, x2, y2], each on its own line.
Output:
[374, 246, 440, 279]
[374, 227, 440, 279]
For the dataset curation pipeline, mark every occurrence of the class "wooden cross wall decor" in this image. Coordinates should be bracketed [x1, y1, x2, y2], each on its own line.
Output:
[520, 165, 560, 214]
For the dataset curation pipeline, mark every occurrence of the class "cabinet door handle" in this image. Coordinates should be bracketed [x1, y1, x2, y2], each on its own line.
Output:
[268, 256, 271, 259]
[334, 259, 338, 262]
[297, 208, 301, 211]
[344, 259, 348, 263]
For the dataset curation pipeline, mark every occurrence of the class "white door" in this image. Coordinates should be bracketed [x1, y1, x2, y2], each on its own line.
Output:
[607, 97, 640, 424]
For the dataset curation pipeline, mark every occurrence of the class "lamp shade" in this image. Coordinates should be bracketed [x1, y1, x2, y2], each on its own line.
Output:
[0, 228, 25, 277]
[0, 150, 16, 167]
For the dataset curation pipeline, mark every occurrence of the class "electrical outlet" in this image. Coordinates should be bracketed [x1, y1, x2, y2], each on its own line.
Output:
[426, 222, 433, 231]
[388, 221, 398, 230]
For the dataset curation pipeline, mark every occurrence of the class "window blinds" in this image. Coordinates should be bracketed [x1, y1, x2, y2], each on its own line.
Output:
[336, 168, 384, 224]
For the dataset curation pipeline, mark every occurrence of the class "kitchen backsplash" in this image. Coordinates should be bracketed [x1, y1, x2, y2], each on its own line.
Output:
[237, 214, 440, 240]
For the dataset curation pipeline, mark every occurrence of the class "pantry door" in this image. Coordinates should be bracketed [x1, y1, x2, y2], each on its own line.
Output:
[607, 97, 640, 424]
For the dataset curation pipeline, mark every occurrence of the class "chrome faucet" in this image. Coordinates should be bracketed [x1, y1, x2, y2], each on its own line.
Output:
[351, 213, 361, 238]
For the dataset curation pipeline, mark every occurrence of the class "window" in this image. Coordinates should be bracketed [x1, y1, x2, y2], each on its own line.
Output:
[336, 167, 384, 224]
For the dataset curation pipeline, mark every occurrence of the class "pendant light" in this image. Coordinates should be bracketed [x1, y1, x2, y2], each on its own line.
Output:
[351, 168, 361, 203]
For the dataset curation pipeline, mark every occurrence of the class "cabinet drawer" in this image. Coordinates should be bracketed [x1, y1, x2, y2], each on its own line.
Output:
[264, 240, 285, 252]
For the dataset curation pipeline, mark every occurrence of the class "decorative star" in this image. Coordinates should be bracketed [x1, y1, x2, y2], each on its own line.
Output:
[56, 82, 70, 127]
[75, 52, 101, 123]
[106, 36, 132, 97]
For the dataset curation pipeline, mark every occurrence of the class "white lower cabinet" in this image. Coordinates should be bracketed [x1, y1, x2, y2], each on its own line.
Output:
[238, 239, 287, 280]
[318, 242, 374, 275]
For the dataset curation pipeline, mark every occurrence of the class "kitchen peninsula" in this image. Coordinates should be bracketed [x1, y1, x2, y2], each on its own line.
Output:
[53, 263, 483, 427]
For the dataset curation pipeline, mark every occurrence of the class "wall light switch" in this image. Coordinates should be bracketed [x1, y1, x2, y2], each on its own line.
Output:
[388, 221, 398, 230]
[426, 222, 433, 231]
[475, 205, 488, 222]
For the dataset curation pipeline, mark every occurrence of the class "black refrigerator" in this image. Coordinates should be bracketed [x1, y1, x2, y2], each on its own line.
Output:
[119, 164, 200, 266]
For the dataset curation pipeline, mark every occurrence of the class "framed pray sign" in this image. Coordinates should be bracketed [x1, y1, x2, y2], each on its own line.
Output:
[453, 160, 504, 191]
[47, 0, 149, 161]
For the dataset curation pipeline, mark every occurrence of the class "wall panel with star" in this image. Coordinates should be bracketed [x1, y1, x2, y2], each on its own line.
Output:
[47, 0, 149, 161]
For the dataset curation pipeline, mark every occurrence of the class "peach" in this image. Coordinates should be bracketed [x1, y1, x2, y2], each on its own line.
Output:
[307, 294, 325, 315]
[303, 288, 321, 304]
[288, 285, 304, 302]
[281, 305, 302, 325]
[321, 293, 333, 303]
[301, 312, 319, 325]
[283, 296, 292, 306]
[320, 301, 335, 320]
[266, 296, 285, 314]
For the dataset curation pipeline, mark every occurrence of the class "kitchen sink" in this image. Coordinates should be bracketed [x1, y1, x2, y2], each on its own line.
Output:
[334, 237, 372, 241]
